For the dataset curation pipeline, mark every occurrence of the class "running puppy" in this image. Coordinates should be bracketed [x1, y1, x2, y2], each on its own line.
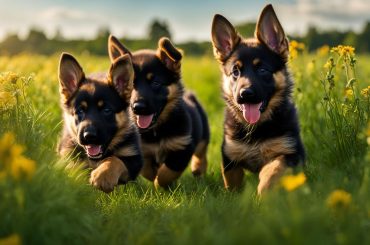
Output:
[58, 52, 143, 192]
[108, 35, 210, 188]
[211, 4, 305, 194]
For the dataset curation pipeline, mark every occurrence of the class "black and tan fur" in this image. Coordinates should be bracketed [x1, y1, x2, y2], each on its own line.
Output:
[211, 4, 305, 194]
[108, 35, 210, 188]
[57, 52, 143, 192]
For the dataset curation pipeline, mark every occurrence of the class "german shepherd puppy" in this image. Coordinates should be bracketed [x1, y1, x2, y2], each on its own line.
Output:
[108, 35, 209, 188]
[57, 52, 143, 192]
[211, 4, 305, 194]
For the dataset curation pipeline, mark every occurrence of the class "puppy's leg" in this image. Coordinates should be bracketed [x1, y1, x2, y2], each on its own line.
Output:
[140, 157, 157, 181]
[90, 156, 128, 193]
[154, 164, 183, 189]
[191, 140, 208, 176]
[257, 156, 286, 195]
[155, 145, 193, 188]
[222, 167, 244, 190]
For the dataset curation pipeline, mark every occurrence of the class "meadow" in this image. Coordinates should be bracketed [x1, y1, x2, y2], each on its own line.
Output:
[0, 44, 369, 244]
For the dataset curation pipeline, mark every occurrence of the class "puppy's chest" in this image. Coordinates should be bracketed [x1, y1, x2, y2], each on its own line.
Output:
[141, 134, 192, 163]
[224, 135, 296, 172]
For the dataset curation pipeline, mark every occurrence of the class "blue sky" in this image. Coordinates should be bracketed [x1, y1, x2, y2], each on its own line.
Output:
[0, 0, 369, 42]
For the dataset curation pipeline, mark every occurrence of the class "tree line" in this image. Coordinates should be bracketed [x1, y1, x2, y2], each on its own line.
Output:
[0, 19, 369, 56]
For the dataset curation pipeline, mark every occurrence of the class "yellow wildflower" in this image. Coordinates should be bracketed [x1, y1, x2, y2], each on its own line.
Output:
[280, 172, 306, 191]
[326, 189, 352, 209]
[331, 45, 355, 57]
[361, 86, 370, 98]
[289, 40, 305, 60]
[0, 91, 16, 110]
[0, 233, 21, 245]
[344, 88, 353, 99]
[0, 132, 36, 180]
[317, 45, 330, 57]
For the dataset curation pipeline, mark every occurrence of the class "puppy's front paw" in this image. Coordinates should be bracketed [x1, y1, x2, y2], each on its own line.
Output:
[89, 157, 126, 193]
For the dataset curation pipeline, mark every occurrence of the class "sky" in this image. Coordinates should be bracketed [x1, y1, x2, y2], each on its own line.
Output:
[0, 0, 369, 42]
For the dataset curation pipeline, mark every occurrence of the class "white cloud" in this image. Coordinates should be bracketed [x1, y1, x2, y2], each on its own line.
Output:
[277, 0, 370, 34]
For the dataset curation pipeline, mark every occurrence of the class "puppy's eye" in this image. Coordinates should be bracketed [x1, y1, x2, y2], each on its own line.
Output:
[103, 107, 113, 116]
[151, 81, 161, 90]
[76, 108, 84, 116]
[257, 67, 271, 76]
[231, 66, 240, 79]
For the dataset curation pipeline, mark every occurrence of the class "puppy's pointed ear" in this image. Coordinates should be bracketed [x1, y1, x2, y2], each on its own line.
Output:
[58, 52, 85, 103]
[211, 14, 240, 62]
[108, 54, 134, 102]
[255, 4, 289, 58]
[108, 35, 131, 62]
[157, 37, 182, 72]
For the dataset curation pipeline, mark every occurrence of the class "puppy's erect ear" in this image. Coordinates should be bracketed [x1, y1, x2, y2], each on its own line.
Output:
[108, 35, 131, 62]
[211, 14, 240, 62]
[157, 37, 182, 72]
[255, 4, 289, 58]
[108, 54, 134, 102]
[58, 52, 85, 103]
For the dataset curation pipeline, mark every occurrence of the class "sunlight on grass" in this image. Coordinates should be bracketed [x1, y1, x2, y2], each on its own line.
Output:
[0, 48, 369, 243]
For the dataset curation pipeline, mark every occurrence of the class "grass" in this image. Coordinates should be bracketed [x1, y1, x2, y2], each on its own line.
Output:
[0, 46, 369, 244]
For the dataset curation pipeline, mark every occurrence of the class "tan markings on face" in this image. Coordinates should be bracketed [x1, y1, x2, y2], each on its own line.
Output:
[80, 101, 88, 109]
[223, 135, 295, 169]
[80, 83, 96, 95]
[253, 58, 261, 66]
[64, 112, 78, 137]
[156, 83, 182, 125]
[107, 115, 135, 151]
[97, 100, 104, 108]
[257, 156, 287, 195]
[115, 111, 127, 128]
[146, 73, 153, 81]
[259, 71, 287, 122]
[115, 144, 140, 157]
[234, 60, 242, 69]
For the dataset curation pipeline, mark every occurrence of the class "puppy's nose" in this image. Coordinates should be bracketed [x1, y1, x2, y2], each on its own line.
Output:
[240, 88, 255, 99]
[132, 101, 148, 114]
[83, 126, 97, 142]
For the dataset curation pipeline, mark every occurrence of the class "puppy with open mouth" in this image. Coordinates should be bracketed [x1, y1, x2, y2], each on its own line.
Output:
[211, 4, 305, 194]
[57, 52, 143, 193]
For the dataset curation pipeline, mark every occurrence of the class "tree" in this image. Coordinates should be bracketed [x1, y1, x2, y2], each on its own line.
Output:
[148, 19, 172, 41]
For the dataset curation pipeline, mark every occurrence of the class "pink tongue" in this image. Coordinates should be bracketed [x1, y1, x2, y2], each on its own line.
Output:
[86, 145, 101, 156]
[242, 102, 263, 124]
[137, 114, 154, 129]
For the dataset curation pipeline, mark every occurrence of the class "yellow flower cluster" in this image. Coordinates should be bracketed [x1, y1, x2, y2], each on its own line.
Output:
[361, 86, 370, 98]
[326, 189, 352, 209]
[317, 45, 330, 57]
[0, 72, 19, 110]
[331, 45, 355, 57]
[0, 233, 21, 245]
[280, 172, 306, 191]
[289, 40, 305, 60]
[0, 132, 36, 180]
[344, 88, 354, 99]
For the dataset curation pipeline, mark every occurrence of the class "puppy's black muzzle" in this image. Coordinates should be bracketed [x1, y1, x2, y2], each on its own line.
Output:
[132, 100, 152, 115]
[80, 125, 98, 145]
[237, 88, 261, 104]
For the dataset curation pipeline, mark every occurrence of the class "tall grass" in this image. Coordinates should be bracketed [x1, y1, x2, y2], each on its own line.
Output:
[0, 49, 369, 244]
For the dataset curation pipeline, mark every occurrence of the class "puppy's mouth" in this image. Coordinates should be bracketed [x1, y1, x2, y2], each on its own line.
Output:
[85, 145, 103, 159]
[136, 114, 155, 129]
[240, 101, 266, 124]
